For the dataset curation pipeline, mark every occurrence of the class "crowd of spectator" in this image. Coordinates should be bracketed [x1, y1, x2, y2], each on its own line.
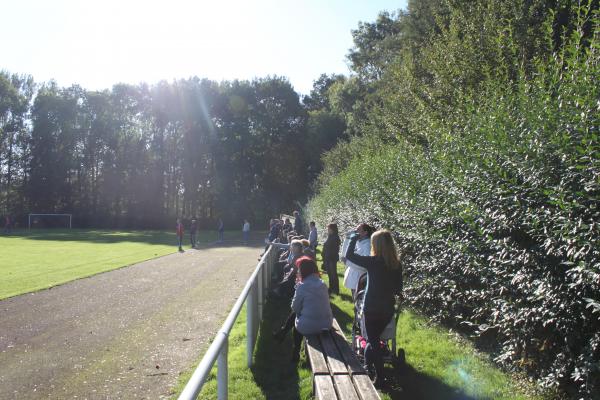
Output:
[264, 212, 403, 389]
[173, 217, 253, 250]
[174, 210, 403, 389]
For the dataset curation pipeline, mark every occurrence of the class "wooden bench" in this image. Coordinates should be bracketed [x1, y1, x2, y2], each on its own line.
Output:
[305, 319, 380, 400]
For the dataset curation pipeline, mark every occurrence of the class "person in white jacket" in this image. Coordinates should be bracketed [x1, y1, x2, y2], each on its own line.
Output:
[341, 223, 375, 295]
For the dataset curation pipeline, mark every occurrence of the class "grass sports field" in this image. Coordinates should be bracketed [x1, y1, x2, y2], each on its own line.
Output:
[0, 229, 229, 300]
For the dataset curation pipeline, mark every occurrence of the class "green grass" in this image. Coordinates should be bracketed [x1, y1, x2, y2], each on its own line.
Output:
[0, 229, 237, 300]
[316, 250, 547, 400]
[171, 302, 314, 400]
[172, 247, 547, 400]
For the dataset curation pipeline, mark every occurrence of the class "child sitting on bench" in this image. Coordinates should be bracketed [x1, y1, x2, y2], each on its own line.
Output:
[273, 256, 333, 362]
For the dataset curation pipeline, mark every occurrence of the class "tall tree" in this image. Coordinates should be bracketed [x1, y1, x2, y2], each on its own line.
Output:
[0, 72, 34, 217]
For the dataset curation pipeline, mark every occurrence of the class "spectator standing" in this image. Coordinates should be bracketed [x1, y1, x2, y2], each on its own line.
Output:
[190, 219, 198, 248]
[282, 218, 292, 233]
[322, 223, 342, 295]
[293, 211, 303, 236]
[217, 218, 224, 243]
[3, 215, 11, 234]
[268, 219, 281, 242]
[342, 224, 375, 294]
[308, 221, 318, 250]
[243, 219, 250, 244]
[176, 219, 184, 251]
[345, 229, 402, 388]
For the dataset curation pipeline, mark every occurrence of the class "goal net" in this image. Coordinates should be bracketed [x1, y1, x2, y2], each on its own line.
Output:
[28, 214, 72, 229]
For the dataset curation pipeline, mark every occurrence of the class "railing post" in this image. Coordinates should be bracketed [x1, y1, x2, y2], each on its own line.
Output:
[246, 280, 256, 368]
[263, 259, 268, 296]
[257, 264, 264, 321]
[269, 248, 274, 287]
[253, 280, 259, 341]
[218, 337, 228, 400]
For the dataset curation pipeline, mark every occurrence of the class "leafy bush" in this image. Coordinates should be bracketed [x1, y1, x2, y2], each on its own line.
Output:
[308, 7, 599, 398]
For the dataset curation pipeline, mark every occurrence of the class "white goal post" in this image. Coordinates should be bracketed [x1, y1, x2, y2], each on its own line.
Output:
[28, 214, 72, 229]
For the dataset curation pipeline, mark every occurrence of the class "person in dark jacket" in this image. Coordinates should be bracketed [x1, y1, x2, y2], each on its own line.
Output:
[322, 223, 342, 295]
[345, 228, 402, 388]
[190, 219, 198, 248]
[176, 219, 184, 251]
[293, 211, 303, 235]
[308, 221, 318, 249]
[217, 218, 224, 243]
[282, 218, 293, 233]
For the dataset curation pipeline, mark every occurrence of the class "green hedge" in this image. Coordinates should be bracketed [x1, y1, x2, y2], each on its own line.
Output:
[308, 15, 599, 398]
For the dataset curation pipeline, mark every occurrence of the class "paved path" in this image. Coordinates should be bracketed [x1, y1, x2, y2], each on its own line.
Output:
[0, 242, 263, 399]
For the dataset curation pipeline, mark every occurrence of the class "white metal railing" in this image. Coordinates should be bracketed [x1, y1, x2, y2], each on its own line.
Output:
[178, 245, 276, 400]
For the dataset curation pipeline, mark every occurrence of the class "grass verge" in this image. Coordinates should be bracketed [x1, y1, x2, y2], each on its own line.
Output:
[316, 250, 548, 400]
[170, 303, 313, 400]
[172, 247, 547, 400]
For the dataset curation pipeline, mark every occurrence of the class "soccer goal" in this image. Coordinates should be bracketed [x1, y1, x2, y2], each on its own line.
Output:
[28, 214, 72, 229]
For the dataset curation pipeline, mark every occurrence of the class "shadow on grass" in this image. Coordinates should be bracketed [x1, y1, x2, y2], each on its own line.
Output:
[251, 295, 304, 400]
[330, 301, 480, 400]
[5, 229, 267, 247]
[330, 302, 355, 334]
[383, 363, 480, 400]
[338, 292, 353, 303]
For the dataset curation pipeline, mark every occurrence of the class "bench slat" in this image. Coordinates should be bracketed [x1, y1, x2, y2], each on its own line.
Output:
[306, 334, 329, 375]
[308, 318, 381, 400]
[352, 374, 380, 400]
[330, 321, 365, 375]
[321, 331, 350, 374]
[314, 375, 337, 400]
[334, 375, 360, 400]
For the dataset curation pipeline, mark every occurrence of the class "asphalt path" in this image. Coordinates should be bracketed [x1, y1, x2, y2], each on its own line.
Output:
[0, 242, 263, 399]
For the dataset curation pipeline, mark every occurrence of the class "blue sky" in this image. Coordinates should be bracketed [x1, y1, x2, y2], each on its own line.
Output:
[1, 0, 407, 95]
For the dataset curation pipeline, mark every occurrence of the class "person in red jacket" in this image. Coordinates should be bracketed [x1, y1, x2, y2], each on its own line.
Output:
[3, 215, 11, 234]
[176, 219, 184, 251]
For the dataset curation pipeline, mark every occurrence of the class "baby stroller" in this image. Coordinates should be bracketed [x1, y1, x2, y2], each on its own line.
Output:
[351, 273, 405, 377]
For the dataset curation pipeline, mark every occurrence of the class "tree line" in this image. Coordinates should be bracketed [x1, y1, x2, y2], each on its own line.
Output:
[0, 75, 345, 228]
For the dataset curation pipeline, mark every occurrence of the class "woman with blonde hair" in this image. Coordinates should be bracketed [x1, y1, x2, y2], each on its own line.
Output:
[345, 227, 402, 388]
